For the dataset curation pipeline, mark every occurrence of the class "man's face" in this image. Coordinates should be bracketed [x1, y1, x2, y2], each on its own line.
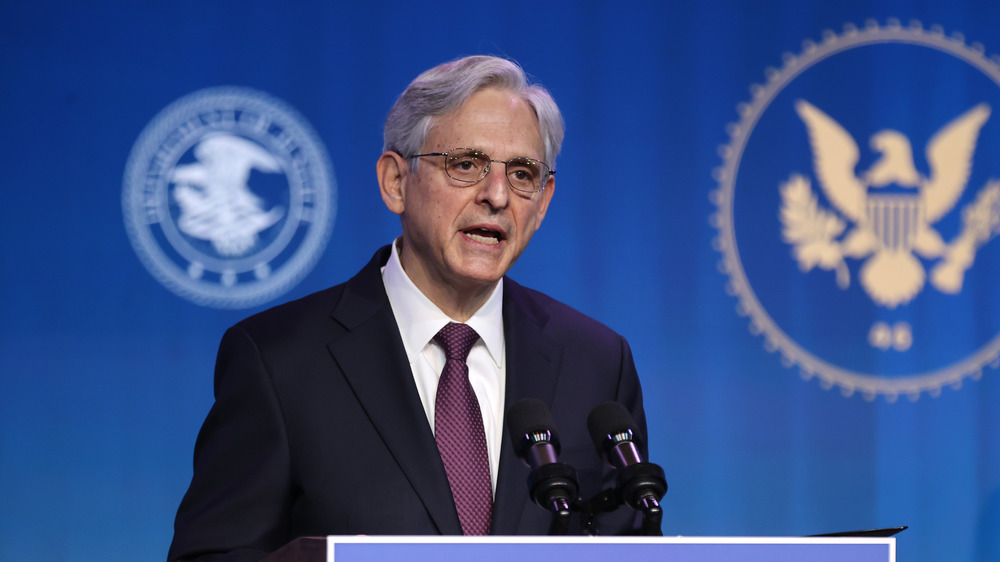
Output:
[393, 87, 555, 299]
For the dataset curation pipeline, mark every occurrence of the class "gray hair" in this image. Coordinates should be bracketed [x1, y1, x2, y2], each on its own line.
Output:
[383, 55, 564, 171]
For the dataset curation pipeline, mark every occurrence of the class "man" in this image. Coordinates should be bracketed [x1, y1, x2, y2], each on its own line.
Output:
[168, 55, 648, 561]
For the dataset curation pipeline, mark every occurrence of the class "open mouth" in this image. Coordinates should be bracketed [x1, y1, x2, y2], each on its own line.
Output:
[463, 228, 504, 245]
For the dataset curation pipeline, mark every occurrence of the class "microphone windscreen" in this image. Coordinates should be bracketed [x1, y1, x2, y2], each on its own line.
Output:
[506, 398, 558, 442]
[586, 401, 638, 450]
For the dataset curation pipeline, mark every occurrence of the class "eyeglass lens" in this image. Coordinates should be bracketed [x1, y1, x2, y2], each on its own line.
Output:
[444, 149, 547, 192]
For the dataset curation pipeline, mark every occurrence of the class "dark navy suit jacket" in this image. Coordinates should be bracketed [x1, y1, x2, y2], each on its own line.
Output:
[168, 246, 648, 561]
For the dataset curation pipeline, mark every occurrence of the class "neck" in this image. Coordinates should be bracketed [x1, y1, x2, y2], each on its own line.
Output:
[396, 241, 499, 323]
[420, 279, 497, 323]
[430, 283, 496, 323]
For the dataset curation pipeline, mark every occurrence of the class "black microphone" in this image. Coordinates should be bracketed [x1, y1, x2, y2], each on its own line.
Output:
[506, 398, 580, 529]
[586, 401, 667, 516]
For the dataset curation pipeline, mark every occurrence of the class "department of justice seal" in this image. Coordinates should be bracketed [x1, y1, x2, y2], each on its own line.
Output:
[123, 86, 336, 308]
[712, 19, 1000, 401]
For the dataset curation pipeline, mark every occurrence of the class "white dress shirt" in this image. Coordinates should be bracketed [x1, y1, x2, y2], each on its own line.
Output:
[381, 239, 506, 494]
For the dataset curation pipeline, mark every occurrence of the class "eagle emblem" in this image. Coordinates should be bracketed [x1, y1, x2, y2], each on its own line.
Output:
[780, 99, 1000, 308]
[122, 86, 337, 308]
[172, 135, 285, 257]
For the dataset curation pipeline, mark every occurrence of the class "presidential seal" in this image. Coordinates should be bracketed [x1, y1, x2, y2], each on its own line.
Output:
[712, 19, 1000, 401]
[123, 87, 336, 309]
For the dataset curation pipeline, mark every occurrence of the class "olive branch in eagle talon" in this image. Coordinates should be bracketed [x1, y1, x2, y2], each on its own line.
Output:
[780, 175, 851, 289]
[932, 180, 1000, 292]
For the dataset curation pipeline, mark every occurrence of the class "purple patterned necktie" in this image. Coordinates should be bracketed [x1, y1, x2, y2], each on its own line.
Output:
[433, 322, 493, 535]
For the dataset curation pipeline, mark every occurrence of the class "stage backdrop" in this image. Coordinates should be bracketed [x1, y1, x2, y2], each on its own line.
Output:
[2, 1, 998, 560]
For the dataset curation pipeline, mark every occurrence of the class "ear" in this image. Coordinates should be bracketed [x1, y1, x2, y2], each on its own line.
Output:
[532, 174, 556, 230]
[377, 151, 409, 215]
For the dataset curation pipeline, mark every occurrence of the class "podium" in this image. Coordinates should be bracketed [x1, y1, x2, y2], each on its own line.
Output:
[265, 535, 896, 561]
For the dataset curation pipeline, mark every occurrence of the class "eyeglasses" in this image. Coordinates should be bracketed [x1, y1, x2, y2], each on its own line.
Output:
[408, 148, 554, 193]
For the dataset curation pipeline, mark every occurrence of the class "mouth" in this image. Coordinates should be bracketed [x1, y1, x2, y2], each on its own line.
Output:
[463, 227, 505, 245]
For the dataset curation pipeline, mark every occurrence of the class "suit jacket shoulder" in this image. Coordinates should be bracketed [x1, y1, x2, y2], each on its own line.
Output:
[231, 246, 391, 355]
[504, 277, 630, 345]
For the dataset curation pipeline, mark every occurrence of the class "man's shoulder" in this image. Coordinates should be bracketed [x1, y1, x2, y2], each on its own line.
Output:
[232, 246, 390, 342]
[230, 281, 350, 346]
[504, 278, 625, 343]
[246, 281, 348, 321]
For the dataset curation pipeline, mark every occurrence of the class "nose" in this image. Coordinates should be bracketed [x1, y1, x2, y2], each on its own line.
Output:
[476, 162, 510, 210]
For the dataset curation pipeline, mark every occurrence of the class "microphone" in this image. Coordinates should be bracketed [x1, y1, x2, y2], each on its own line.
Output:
[586, 401, 667, 515]
[506, 398, 580, 527]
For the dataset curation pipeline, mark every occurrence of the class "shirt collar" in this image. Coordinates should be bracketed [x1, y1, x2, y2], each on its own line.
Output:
[381, 239, 504, 367]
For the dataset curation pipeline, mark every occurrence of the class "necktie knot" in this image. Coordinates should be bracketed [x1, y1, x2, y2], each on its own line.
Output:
[434, 322, 479, 362]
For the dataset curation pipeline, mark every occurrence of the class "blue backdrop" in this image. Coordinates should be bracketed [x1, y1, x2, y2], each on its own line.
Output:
[2, 1, 998, 561]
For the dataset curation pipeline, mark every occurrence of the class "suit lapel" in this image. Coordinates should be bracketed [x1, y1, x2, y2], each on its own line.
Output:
[327, 247, 462, 535]
[491, 278, 565, 534]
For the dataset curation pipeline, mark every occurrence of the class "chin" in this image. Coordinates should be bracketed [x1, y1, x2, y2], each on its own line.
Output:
[453, 265, 507, 287]
[459, 271, 505, 286]
[450, 255, 511, 282]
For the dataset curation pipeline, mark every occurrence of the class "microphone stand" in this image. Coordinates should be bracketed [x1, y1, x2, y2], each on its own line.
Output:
[575, 461, 667, 536]
[636, 495, 663, 536]
[547, 497, 573, 535]
[575, 487, 620, 536]
[575, 487, 663, 537]
[525, 462, 579, 535]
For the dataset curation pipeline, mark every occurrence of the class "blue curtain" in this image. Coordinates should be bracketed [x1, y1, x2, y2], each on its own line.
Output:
[1, 1, 997, 560]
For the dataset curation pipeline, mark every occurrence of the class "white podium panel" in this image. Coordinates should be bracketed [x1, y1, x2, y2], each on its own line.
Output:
[326, 536, 895, 562]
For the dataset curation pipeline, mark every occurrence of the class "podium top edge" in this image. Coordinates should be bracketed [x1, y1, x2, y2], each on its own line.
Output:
[325, 535, 896, 545]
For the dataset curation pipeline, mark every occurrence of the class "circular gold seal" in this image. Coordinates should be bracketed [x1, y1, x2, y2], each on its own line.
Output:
[712, 19, 1000, 401]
